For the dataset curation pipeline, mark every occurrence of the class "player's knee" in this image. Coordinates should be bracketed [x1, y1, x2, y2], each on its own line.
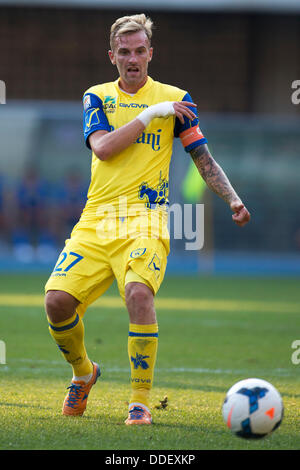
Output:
[45, 290, 79, 323]
[125, 282, 153, 312]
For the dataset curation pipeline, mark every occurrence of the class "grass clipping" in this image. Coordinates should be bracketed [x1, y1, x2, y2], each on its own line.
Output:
[154, 396, 168, 410]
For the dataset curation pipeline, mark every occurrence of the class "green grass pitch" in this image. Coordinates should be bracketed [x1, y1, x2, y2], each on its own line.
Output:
[0, 273, 299, 450]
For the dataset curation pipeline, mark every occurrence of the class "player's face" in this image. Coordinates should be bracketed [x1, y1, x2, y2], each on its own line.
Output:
[109, 31, 153, 93]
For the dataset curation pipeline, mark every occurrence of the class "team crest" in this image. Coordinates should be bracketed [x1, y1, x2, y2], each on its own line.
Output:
[148, 254, 161, 279]
[130, 248, 146, 259]
[131, 352, 150, 370]
[138, 172, 169, 209]
[85, 107, 100, 129]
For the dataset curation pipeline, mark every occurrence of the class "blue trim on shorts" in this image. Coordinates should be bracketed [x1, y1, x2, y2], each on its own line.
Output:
[48, 313, 79, 331]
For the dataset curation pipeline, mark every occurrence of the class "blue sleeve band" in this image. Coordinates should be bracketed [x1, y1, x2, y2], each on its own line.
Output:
[83, 93, 111, 149]
[174, 92, 199, 138]
[174, 92, 208, 152]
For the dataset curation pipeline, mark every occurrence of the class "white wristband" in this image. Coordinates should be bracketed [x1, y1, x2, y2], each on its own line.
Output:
[137, 101, 175, 127]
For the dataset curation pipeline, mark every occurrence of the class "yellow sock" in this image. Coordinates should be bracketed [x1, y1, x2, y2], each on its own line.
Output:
[48, 312, 93, 378]
[128, 323, 158, 409]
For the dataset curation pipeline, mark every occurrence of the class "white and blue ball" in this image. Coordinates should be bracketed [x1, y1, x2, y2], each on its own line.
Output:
[222, 378, 284, 439]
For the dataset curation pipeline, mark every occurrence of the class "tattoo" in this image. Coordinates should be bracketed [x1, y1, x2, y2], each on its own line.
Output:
[190, 144, 239, 205]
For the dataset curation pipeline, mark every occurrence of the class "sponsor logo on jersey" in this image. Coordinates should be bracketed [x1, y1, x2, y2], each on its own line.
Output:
[104, 95, 117, 105]
[135, 129, 162, 152]
[109, 125, 162, 152]
[103, 96, 117, 113]
[120, 103, 148, 109]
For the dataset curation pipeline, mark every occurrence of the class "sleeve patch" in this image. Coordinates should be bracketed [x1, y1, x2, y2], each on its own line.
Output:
[83, 94, 91, 110]
[85, 107, 101, 129]
[83, 92, 111, 149]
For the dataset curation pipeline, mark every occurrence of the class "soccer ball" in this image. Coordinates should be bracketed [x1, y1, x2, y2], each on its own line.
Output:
[222, 378, 284, 439]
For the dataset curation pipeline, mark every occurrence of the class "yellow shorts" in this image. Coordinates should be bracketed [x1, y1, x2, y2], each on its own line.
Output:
[45, 214, 169, 317]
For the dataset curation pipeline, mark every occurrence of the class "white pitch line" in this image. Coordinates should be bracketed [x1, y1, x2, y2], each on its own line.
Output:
[0, 358, 296, 377]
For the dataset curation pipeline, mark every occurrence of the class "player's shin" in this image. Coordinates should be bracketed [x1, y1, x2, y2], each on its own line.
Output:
[47, 312, 93, 379]
[128, 323, 158, 409]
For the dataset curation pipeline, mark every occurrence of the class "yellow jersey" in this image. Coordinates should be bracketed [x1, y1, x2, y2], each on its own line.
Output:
[81, 76, 207, 220]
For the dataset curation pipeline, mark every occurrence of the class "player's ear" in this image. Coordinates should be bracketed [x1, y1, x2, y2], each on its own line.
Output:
[108, 50, 116, 65]
[148, 47, 153, 62]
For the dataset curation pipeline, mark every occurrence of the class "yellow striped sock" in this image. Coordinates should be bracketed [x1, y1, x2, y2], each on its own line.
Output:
[128, 323, 158, 409]
[48, 312, 93, 377]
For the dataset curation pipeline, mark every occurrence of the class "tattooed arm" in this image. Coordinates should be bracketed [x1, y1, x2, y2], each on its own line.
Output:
[190, 144, 250, 227]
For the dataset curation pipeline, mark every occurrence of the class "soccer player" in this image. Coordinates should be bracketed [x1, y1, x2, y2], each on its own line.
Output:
[44, 14, 250, 425]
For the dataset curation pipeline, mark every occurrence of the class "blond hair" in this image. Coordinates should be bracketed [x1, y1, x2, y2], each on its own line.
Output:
[110, 14, 153, 50]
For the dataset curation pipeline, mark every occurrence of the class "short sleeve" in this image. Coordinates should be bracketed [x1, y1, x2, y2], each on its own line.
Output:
[83, 92, 111, 149]
[174, 92, 207, 153]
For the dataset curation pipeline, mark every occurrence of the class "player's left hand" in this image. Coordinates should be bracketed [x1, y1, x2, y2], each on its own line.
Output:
[230, 201, 251, 227]
[173, 101, 197, 124]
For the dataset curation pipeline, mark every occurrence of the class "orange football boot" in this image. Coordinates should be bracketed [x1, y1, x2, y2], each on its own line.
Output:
[125, 404, 152, 425]
[62, 362, 100, 416]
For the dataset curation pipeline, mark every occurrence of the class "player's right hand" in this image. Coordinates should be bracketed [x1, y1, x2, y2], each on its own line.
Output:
[137, 100, 197, 127]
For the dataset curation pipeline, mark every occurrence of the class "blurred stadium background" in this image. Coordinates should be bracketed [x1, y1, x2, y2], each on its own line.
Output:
[0, 0, 300, 277]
